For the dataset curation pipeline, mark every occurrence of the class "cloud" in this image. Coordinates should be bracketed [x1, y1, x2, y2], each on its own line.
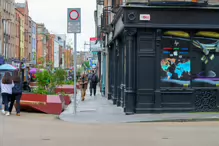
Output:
[15, 0, 96, 51]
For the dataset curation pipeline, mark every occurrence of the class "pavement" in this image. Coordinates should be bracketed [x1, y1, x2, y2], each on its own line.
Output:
[1, 113, 219, 146]
[59, 87, 219, 124]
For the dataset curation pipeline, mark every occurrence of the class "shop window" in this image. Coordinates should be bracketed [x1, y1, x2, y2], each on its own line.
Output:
[160, 30, 191, 88]
[160, 30, 219, 88]
[191, 31, 219, 87]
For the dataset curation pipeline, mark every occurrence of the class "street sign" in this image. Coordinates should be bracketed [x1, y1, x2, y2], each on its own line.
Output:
[67, 8, 81, 33]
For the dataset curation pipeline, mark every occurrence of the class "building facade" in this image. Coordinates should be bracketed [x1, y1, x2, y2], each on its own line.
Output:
[46, 34, 55, 65]
[15, 8, 21, 60]
[54, 38, 59, 68]
[36, 23, 48, 66]
[94, 0, 108, 96]
[101, 0, 219, 114]
[28, 16, 32, 62]
[16, 0, 29, 62]
[31, 20, 37, 65]
[0, 0, 16, 62]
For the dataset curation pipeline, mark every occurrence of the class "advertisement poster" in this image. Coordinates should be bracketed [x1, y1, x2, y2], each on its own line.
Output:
[161, 31, 191, 87]
[191, 31, 219, 87]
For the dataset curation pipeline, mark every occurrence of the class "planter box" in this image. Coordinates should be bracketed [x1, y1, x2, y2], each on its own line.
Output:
[21, 94, 65, 115]
[55, 85, 79, 94]
[29, 82, 38, 87]
[60, 95, 71, 105]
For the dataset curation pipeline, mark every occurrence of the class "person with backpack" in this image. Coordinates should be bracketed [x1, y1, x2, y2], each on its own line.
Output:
[89, 70, 98, 96]
[9, 71, 22, 116]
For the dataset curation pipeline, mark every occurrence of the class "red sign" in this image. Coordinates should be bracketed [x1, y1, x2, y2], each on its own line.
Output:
[140, 14, 151, 21]
[90, 37, 98, 41]
[69, 10, 79, 20]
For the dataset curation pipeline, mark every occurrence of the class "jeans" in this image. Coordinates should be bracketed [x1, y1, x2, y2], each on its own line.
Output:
[9, 93, 22, 114]
[2, 93, 12, 112]
[90, 83, 97, 96]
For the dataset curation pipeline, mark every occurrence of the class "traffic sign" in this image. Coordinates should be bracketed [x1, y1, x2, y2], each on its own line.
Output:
[67, 8, 81, 33]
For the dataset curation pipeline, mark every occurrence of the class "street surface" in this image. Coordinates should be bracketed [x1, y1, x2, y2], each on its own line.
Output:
[1, 113, 219, 146]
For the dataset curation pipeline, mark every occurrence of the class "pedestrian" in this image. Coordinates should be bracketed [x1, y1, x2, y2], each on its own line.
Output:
[9, 71, 22, 116]
[78, 73, 88, 101]
[89, 70, 98, 96]
[1, 72, 14, 116]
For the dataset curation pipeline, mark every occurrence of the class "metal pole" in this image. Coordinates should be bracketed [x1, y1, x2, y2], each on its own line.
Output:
[73, 33, 77, 114]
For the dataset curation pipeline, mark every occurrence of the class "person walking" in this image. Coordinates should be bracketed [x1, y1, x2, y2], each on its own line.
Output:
[1, 72, 14, 116]
[78, 73, 88, 101]
[9, 71, 23, 116]
[89, 70, 98, 96]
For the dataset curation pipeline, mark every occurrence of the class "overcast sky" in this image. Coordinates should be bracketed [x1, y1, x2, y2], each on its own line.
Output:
[15, 0, 96, 51]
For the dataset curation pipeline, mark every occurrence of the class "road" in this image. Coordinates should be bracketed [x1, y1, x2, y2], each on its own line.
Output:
[0, 113, 219, 146]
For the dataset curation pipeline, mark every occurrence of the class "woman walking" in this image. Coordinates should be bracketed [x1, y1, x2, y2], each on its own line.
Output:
[9, 71, 22, 116]
[1, 72, 14, 116]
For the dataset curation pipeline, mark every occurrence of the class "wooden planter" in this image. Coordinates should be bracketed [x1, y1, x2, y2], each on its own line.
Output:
[21, 93, 65, 115]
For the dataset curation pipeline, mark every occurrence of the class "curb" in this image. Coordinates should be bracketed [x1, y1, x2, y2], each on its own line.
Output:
[126, 118, 219, 123]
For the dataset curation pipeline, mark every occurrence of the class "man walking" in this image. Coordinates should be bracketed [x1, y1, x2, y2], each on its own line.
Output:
[78, 73, 88, 101]
[89, 70, 98, 96]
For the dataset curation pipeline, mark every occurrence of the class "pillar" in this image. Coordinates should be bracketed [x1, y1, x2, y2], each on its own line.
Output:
[124, 28, 137, 115]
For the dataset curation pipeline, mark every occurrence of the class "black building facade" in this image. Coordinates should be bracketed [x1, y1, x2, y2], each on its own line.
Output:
[106, 6, 219, 114]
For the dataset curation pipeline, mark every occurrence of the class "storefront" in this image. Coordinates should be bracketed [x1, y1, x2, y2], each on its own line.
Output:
[108, 6, 219, 114]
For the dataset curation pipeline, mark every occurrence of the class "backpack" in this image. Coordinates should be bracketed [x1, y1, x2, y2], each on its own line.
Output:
[12, 83, 22, 94]
[91, 74, 97, 83]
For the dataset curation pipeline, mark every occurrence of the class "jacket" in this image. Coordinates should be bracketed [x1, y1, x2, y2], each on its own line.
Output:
[78, 76, 88, 89]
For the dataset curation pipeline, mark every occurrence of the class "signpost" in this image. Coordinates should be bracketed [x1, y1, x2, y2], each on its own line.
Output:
[67, 8, 81, 115]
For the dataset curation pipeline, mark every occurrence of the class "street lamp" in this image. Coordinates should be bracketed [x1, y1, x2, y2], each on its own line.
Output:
[2, 18, 11, 60]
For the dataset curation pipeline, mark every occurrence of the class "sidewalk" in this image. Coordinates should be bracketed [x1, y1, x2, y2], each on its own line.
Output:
[59, 88, 219, 124]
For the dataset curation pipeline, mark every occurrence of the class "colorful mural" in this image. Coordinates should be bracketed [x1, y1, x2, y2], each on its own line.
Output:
[161, 31, 191, 87]
[161, 58, 191, 86]
[192, 31, 219, 86]
[161, 30, 219, 87]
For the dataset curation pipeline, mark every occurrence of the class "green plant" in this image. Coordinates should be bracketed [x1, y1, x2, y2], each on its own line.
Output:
[36, 70, 51, 89]
[35, 70, 55, 94]
[65, 80, 74, 85]
[54, 68, 67, 87]
[33, 87, 48, 95]
[83, 61, 90, 70]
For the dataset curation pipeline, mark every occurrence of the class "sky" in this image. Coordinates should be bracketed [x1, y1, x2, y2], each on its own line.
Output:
[15, 0, 96, 51]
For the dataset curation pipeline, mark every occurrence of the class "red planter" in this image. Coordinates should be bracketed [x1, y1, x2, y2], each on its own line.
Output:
[29, 82, 38, 87]
[21, 94, 65, 115]
[60, 95, 71, 105]
[55, 85, 78, 94]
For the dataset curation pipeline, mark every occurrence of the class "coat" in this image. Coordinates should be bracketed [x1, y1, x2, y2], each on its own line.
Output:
[78, 76, 88, 89]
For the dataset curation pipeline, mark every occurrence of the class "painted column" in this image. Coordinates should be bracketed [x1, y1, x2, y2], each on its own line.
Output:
[124, 28, 137, 114]
[112, 41, 118, 104]
[102, 52, 106, 96]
